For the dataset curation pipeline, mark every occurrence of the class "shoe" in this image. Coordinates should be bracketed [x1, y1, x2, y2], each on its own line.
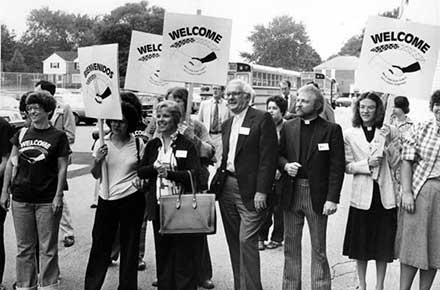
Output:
[152, 280, 158, 287]
[199, 279, 215, 289]
[63, 236, 75, 247]
[266, 240, 282, 249]
[12, 282, 16, 290]
[90, 204, 97, 209]
[138, 260, 146, 271]
[258, 241, 265, 250]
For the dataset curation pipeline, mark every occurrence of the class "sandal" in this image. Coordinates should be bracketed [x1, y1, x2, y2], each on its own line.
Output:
[266, 240, 282, 249]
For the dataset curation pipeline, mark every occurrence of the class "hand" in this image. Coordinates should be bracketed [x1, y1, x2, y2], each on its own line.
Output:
[0, 191, 10, 212]
[284, 162, 302, 177]
[96, 144, 108, 162]
[379, 125, 392, 145]
[401, 191, 415, 213]
[368, 155, 383, 168]
[154, 160, 169, 178]
[254, 192, 267, 212]
[52, 195, 63, 215]
[322, 201, 337, 216]
[182, 126, 195, 140]
[132, 177, 145, 190]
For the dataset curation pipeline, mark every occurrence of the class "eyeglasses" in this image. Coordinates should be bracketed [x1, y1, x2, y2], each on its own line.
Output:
[225, 91, 243, 97]
[26, 105, 43, 112]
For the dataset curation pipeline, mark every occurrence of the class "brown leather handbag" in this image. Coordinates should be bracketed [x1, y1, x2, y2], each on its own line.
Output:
[159, 170, 216, 235]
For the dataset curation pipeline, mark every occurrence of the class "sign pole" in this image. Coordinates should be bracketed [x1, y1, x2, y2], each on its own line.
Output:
[98, 118, 109, 198]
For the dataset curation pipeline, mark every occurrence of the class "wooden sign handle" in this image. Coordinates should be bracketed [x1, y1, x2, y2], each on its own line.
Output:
[98, 119, 110, 198]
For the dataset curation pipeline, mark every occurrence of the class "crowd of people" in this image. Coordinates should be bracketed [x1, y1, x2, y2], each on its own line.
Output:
[0, 77, 439, 290]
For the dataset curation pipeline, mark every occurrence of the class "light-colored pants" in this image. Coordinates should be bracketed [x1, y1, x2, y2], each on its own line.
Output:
[12, 201, 61, 290]
[282, 179, 330, 290]
[59, 195, 74, 238]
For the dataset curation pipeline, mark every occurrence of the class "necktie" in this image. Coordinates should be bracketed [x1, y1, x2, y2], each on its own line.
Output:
[211, 100, 219, 132]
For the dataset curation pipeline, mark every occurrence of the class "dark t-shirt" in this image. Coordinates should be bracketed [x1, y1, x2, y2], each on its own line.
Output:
[11, 126, 70, 203]
[0, 117, 13, 192]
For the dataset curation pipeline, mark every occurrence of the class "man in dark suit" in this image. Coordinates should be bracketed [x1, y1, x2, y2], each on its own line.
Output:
[279, 84, 345, 290]
[217, 78, 278, 290]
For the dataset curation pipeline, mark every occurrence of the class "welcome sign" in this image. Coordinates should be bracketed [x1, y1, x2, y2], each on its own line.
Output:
[125, 31, 180, 94]
[356, 16, 440, 98]
[160, 12, 232, 85]
[78, 43, 122, 120]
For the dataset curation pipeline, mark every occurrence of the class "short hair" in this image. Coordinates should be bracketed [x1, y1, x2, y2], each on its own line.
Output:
[306, 81, 320, 89]
[279, 79, 291, 88]
[26, 91, 57, 114]
[35, 80, 56, 96]
[352, 92, 385, 128]
[394, 96, 410, 114]
[106, 101, 139, 133]
[266, 95, 288, 116]
[120, 92, 142, 123]
[429, 90, 440, 111]
[213, 85, 225, 91]
[298, 84, 325, 114]
[226, 79, 255, 101]
[166, 87, 188, 112]
[156, 100, 182, 129]
[19, 91, 34, 113]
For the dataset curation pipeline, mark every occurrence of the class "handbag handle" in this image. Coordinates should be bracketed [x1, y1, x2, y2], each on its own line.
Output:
[176, 170, 197, 209]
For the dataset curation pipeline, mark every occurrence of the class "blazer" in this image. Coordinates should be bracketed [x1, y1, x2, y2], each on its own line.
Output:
[344, 126, 400, 210]
[197, 98, 230, 133]
[218, 107, 278, 211]
[278, 117, 345, 214]
[137, 133, 201, 220]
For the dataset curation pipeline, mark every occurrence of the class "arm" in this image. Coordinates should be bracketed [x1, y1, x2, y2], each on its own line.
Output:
[62, 104, 76, 144]
[137, 140, 159, 179]
[344, 130, 371, 174]
[278, 124, 289, 170]
[400, 160, 415, 213]
[0, 146, 17, 210]
[167, 142, 201, 191]
[52, 156, 68, 214]
[326, 124, 345, 203]
[384, 126, 402, 171]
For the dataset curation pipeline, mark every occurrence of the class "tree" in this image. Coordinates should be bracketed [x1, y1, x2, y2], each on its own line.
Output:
[335, 8, 400, 58]
[6, 49, 29, 72]
[1, 25, 18, 71]
[240, 15, 321, 71]
[93, 1, 165, 79]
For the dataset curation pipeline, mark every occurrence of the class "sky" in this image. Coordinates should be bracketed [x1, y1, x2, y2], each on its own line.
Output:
[0, 0, 402, 61]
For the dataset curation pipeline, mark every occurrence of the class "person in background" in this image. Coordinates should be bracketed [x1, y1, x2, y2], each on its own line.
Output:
[258, 95, 287, 251]
[35, 80, 77, 248]
[0, 116, 13, 290]
[397, 90, 440, 290]
[137, 100, 202, 290]
[343, 92, 400, 290]
[279, 84, 345, 290]
[84, 101, 145, 290]
[216, 79, 278, 290]
[279, 80, 296, 120]
[0, 91, 70, 290]
[198, 85, 231, 169]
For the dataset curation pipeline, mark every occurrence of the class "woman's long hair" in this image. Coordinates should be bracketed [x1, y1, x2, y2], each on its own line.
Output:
[352, 92, 385, 128]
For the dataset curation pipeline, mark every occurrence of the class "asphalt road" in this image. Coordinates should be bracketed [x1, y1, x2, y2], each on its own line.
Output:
[1, 109, 439, 290]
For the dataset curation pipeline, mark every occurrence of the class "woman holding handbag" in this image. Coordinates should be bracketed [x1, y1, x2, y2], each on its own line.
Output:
[84, 101, 145, 290]
[137, 100, 202, 290]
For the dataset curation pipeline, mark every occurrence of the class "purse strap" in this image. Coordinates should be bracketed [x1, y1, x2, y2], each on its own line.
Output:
[176, 170, 197, 209]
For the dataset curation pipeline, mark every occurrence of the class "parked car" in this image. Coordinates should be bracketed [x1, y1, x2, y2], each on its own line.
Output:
[334, 96, 353, 107]
[0, 108, 25, 130]
[54, 90, 96, 125]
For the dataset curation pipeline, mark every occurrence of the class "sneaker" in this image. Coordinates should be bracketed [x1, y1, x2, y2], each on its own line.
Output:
[152, 280, 158, 287]
[258, 241, 265, 251]
[199, 279, 215, 289]
[90, 204, 97, 209]
[266, 240, 282, 249]
[63, 236, 75, 247]
[138, 260, 146, 271]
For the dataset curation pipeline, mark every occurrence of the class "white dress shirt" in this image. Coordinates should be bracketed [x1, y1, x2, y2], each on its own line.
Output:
[226, 107, 249, 173]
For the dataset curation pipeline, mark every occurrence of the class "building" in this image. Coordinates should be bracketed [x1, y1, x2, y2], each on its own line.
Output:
[314, 56, 358, 97]
[42, 51, 80, 88]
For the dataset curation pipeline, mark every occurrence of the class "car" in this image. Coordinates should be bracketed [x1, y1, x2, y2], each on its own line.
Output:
[0, 108, 25, 130]
[334, 96, 353, 107]
[54, 90, 96, 125]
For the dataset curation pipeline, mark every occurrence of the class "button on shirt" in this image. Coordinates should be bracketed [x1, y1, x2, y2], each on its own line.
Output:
[226, 107, 249, 173]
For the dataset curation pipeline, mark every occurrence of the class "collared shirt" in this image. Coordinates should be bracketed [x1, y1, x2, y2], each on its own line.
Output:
[226, 107, 249, 173]
[402, 119, 440, 197]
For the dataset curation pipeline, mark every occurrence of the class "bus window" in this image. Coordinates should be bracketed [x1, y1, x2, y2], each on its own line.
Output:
[252, 71, 258, 86]
[257, 72, 262, 86]
[236, 73, 250, 84]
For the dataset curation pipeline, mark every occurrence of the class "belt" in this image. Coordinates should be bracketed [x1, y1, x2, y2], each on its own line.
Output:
[210, 131, 221, 134]
[226, 170, 237, 178]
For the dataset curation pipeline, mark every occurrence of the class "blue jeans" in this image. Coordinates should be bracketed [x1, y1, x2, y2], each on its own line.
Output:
[12, 201, 62, 290]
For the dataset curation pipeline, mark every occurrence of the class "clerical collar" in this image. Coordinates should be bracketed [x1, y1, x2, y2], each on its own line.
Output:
[301, 117, 317, 125]
[362, 124, 374, 131]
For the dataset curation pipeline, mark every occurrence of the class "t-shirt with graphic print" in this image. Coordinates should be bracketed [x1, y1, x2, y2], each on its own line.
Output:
[10, 126, 70, 203]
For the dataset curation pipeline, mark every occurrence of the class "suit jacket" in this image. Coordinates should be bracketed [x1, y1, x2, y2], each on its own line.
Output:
[51, 102, 76, 144]
[278, 117, 345, 214]
[197, 98, 230, 133]
[344, 126, 400, 210]
[218, 107, 278, 211]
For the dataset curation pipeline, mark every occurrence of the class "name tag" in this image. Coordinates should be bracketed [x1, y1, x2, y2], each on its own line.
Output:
[318, 143, 330, 151]
[175, 150, 187, 158]
[239, 127, 250, 135]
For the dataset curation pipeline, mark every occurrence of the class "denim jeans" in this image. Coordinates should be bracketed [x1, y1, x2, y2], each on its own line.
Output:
[12, 200, 61, 290]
